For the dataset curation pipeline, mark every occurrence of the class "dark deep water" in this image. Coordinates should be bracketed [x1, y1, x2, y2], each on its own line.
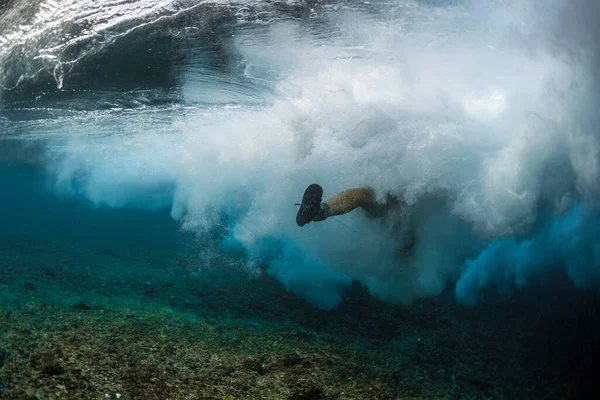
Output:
[1, 0, 600, 398]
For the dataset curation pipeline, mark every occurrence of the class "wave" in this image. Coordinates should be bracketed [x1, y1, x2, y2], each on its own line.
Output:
[0, 0, 325, 109]
[2, 0, 600, 309]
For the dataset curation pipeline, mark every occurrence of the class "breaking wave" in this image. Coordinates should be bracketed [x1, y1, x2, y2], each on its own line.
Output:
[1, 0, 599, 309]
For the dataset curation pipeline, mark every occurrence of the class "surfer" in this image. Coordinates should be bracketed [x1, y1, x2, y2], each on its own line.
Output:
[296, 184, 399, 227]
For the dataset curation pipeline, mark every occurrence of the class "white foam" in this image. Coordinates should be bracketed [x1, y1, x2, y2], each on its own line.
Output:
[42, 0, 600, 305]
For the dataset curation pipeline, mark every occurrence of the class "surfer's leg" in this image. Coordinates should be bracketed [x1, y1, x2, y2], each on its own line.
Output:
[297, 185, 374, 226]
[313, 188, 376, 221]
[297, 185, 399, 226]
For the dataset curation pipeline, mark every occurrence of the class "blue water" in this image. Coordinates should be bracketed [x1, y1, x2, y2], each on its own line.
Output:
[1, 0, 600, 398]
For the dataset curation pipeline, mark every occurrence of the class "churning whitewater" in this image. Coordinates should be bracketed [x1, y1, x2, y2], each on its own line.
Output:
[1, 0, 599, 309]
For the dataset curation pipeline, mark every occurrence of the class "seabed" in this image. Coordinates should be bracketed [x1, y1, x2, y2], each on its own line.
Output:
[0, 223, 597, 400]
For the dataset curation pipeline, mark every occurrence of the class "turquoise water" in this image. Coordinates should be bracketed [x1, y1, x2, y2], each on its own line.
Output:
[1, 0, 600, 398]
